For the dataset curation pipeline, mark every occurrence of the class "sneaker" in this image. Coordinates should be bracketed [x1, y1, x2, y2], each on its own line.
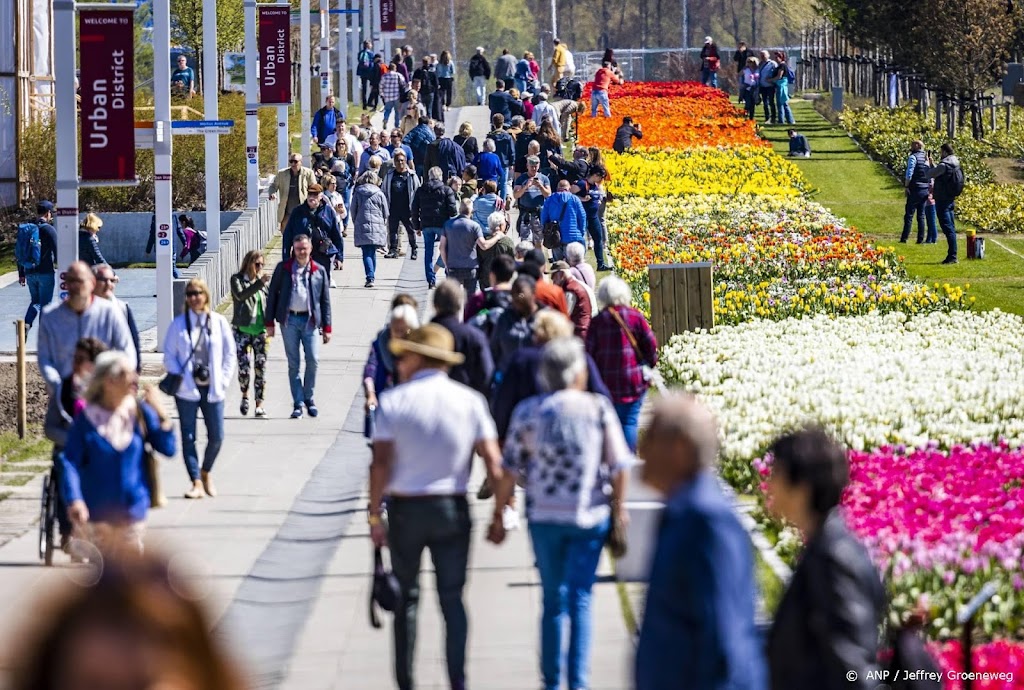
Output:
[305, 400, 319, 418]
[502, 505, 520, 531]
[941, 257, 959, 264]
[290, 406, 304, 419]
[384, 252, 398, 259]
[255, 406, 267, 418]
[410, 249, 418, 260]
[365, 279, 375, 288]
[240, 398, 249, 416]
[330, 277, 338, 288]
[428, 282, 436, 289]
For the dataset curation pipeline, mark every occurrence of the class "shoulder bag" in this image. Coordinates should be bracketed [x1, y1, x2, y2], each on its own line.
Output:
[135, 404, 165, 509]
[157, 312, 203, 396]
[542, 197, 568, 249]
[607, 306, 657, 385]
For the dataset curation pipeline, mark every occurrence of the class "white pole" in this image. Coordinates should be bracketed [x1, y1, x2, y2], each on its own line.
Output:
[550, 0, 557, 40]
[244, 0, 260, 208]
[319, 0, 330, 100]
[154, 0, 175, 345]
[301, 0, 311, 155]
[361, 0, 370, 63]
[54, 0, 78, 282]
[369, 0, 378, 46]
[278, 105, 289, 170]
[203, 0, 221, 252]
[350, 5, 359, 107]
[337, 0, 349, 107]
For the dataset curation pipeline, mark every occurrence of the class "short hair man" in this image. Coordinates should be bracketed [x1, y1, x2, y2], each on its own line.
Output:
[265, 234, 332, 418]
[171, 54, 196, 98]
[787, 129, 811, 158]
[613, 116, 643, 154]
[512, 155, 552, 244]
[549, 260, 593, 338]
[634, 394, 767, 689]
[312, 94, 344, 147]
[440, 199, 508, 296]
[92, 264, 141, 373]
[431, 279, 495, 394]
[268, 153, 317, 230]
[369, 324, 503, 690]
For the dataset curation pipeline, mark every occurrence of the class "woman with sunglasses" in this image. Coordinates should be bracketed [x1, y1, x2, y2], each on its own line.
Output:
[230, 251, 271, 418]
[163, 279, 236, 499]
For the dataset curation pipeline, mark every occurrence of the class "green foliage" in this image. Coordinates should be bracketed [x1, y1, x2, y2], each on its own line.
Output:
[19, 94, 285, 211]
[957, 183, 1024, 233]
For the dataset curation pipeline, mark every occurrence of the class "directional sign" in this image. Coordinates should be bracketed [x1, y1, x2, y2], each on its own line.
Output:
[171, 119, 235, 135]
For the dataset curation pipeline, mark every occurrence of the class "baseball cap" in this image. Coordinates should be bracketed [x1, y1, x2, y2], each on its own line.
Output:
[37, 200, 55, 214]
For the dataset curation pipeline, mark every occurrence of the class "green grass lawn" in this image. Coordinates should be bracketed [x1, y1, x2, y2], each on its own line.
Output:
[760, 100, 1024, 316]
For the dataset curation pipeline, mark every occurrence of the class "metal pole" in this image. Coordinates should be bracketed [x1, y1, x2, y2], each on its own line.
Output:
[203, 0, 221, 253]
[350, 5, 359, 104]
[154, 0, 175, 345]
[301, 0, 312, 155]
[244, 0, 260, 208]
[14, 320, 26, 439]
[550, 0, 557, 39]
[54, 0, 78, 280]
[681, 0, 688, 48]
[337, 0, 349, 107]
[319, 0, 330, 100]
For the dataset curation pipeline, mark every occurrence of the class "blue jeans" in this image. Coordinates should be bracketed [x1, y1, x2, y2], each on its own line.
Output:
[936, 199, 957, 259]
[776, 86, 794, 124]
[498, 168, 509, 201]
[282, 313, 320, 407]
[175, 386, 225, 481]
[361, 244, 379, 281]
[515, 77, 528, 94]
[614, 393, 645, 452]
[590, 89, 611, 117]
[385, 100, 399, 130]
[901, 188, 930, 242]
[701, 68, 718, 88]
[422, 228, 444, 285]
[587, 211, 606, 267]
[529, 519, 611, 690]
[925, 202, 938, 243]
[25, 271, 55, 326]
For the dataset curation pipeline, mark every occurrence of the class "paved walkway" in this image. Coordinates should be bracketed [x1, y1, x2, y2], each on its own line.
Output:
[0, 107, 633, 690]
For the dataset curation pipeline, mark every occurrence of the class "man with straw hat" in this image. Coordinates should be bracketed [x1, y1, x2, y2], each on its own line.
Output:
[368, 324, 503, 690]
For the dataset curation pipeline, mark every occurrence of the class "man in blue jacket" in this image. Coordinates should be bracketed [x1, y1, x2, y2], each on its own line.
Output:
[486, 114, 516, 200]
[403, 116, 437, 179]
[265, 234, 332, 419]
[311, 95, 344, 147]
[282, 184, 344, 286]
[17, 200, 59, 336]
[635, 394, 767, 690]
[539, 179, 586, 261]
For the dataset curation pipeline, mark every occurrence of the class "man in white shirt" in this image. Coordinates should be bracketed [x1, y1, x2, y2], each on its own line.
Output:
[369, 324, 503, 690]
[532, 92, 561, 137]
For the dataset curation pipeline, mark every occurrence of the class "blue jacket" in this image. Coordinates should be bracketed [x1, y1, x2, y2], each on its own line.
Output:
[283, 200, 343, 262]
[311, 106, 344, 142]
[403, 124, 436, 174]
[60, 402, 177, 523]
[265, 258, 333, 333]
[540, 191, 586, 245]
[473, 151, 504, 183]
[635, 471, 767, 690]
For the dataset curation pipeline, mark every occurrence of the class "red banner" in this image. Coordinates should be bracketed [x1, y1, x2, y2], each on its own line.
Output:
[380, 0, 396, 32]
[258, 5, 292, 105]
[78, 9, 135, 182]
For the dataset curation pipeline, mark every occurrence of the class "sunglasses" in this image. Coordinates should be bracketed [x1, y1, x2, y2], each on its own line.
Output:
[186, 291, 203, 297]
[290, 159, 301, 164]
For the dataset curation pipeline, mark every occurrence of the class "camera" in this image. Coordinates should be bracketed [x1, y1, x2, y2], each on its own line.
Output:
[193, 364, 211, 386]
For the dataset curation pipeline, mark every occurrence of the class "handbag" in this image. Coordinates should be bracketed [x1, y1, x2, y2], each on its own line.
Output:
[158, 311, 200, 396]
[542, 196, 569, 250]
[607, 306, 656, 383]
[135, 405, 164, 509]
[369, 546, 402, 629]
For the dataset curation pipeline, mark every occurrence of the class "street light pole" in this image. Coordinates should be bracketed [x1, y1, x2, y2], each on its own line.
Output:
[54, 0, 79, 277]
[301, 0, 312, 155]
[203, 0, 221, 252]
[154, 0, 175, 344]
[244, 0, 260, 208]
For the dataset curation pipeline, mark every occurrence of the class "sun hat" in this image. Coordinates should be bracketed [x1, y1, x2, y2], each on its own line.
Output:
[389, 324, 465, 365]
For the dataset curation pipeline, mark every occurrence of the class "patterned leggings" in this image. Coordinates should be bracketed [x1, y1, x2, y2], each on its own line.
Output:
[234, 327, 268, 402]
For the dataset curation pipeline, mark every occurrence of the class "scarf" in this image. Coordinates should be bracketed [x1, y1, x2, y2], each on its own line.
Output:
[84, 396, 138, 452]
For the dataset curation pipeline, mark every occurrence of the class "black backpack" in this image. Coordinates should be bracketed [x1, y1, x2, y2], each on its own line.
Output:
[555, 77, 583, 101]
[949, 164, 966, 197]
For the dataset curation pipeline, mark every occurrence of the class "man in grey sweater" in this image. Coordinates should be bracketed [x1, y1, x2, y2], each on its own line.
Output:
[38, 261, 137, 394]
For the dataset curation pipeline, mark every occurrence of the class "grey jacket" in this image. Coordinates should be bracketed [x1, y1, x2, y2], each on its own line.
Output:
[351, 183, 390, 247]
[38, 297, 137, 393]
[382, 168, 421, 216]
[230, 272, 269, 330]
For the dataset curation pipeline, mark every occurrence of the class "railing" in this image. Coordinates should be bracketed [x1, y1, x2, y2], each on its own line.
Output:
[175, 193, 279, 310]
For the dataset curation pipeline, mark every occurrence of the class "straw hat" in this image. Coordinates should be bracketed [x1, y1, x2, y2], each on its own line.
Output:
[80, 213, 103, 233]
[389, 324, 465, 365]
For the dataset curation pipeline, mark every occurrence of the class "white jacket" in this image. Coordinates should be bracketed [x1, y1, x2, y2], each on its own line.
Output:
[162, 310, 237, 403]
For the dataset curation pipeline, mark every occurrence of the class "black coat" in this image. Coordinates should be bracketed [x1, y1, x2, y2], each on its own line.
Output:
[468, 54, 491, 79]
[78, 231, 107, 266]
[412, 67, 438, 95]
[767, 510, 885, 690]
[454, 135, 479, 159]
[412, 179, 459, 230]
[265, 258, 332, 332]
[432, 314, 494, 395]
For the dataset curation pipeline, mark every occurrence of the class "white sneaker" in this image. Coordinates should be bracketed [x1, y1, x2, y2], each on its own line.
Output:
[502, 505, 520, 531]
[330, 277, 338, 288]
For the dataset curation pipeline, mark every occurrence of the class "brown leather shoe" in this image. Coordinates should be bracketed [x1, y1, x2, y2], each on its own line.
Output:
[201, 471, 217, 498]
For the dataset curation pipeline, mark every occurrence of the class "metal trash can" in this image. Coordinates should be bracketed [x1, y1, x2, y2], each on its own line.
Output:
[976, 237, 986, 259]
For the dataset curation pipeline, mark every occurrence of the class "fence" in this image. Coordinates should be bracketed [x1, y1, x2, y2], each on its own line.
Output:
[174, 193, 279, 313]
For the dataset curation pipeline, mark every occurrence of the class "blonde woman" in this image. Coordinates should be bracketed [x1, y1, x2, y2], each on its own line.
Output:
[454, 121, 478, 158]
[400, 95, 424, 135]
[78, 213, 107, 266]
[230, 251, 270, 418]
[61, 351, 176, 555]
[162, 278, 236, 499]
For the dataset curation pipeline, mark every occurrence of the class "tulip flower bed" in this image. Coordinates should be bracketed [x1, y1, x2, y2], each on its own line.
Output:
[604, 146, 809, 199]
[604, 195, 967, 324]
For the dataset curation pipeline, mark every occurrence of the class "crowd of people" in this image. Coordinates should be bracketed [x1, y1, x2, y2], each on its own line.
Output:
[698, 36, 798, 126]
